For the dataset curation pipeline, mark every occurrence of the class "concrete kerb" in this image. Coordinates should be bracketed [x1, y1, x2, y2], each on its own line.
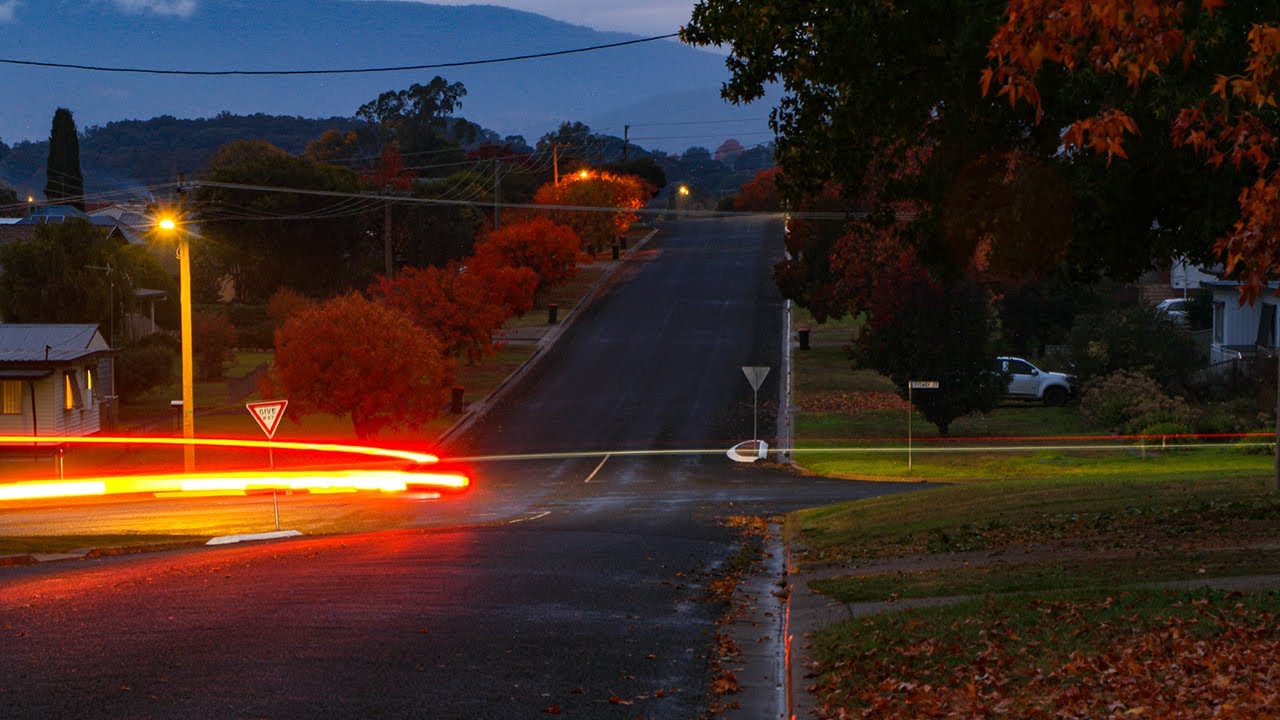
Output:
[435, 226, 660, 449]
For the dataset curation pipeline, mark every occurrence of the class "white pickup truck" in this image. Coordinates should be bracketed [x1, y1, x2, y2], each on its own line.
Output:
[997, 356, 1072, 406]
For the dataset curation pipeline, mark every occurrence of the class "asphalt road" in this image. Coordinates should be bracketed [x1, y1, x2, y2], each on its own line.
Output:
[0, 217, 921, 719]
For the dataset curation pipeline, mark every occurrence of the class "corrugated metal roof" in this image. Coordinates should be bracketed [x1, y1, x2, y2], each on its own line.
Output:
[0, 368, 53, 379]
[0, 325, 105, 362]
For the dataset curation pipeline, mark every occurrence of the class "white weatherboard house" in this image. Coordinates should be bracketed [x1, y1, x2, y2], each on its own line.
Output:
[1201, 279, 1280, 364]
[0, 325, 112, 440]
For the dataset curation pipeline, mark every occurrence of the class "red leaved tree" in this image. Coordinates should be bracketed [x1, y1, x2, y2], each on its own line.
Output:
[370, 264, 521, 364]
[530, 171, 651, 255]
[734, 167, 781, 212]
[984, 0, 1280, 300]
[265, 292, 454, 438]
[473, 217, 583, 293]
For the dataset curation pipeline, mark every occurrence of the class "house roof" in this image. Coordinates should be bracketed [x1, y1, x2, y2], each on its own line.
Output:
[15, 205, 144, 244]
[0, 324, 109, 363]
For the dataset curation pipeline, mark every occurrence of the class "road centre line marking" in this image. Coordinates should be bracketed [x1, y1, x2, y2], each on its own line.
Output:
[584, 454, 611, 483]
[507, 511, 550, 524]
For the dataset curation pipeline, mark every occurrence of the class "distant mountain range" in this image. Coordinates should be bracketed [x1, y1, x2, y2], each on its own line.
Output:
[0, 0, 775, 155]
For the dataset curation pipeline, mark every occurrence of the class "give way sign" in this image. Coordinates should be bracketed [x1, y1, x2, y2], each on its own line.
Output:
[246, 400, 288, 439]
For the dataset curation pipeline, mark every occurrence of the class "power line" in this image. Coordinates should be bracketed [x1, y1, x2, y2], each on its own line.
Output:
[0, 33, 682, 76]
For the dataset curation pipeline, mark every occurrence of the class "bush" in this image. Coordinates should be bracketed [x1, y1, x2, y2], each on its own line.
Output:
[115, 345, 175, 399]
[1067, 304, 1203, 392]
[1079, 371, 1194, 434]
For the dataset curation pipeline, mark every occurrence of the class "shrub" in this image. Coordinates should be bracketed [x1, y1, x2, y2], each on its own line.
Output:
[193, 309, 237, 381]
[1067, 305, 1202, 391]
[115, 345, 175, 399]
[1079, 371, 1194, 434]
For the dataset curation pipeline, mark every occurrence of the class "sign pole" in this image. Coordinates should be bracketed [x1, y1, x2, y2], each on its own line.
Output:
[741, 366, 771, 450]
[907, 381, 940, 472]
[246, 399, 288, 532]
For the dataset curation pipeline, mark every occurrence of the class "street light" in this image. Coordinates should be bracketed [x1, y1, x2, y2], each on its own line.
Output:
[154, 214, 195, 473]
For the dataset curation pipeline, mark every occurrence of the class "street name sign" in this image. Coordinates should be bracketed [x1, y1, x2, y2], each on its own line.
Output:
[247, 400, 288, 439]
[909, 381, 940, 389]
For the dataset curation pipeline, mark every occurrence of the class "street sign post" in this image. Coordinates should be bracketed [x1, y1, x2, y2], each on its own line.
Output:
[907, 381, 939, 471]
[246, 400, 288, 530]
[742, 366, 771, 444]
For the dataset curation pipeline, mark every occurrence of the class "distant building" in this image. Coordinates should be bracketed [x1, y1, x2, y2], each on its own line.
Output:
[0, 324, 113, 439]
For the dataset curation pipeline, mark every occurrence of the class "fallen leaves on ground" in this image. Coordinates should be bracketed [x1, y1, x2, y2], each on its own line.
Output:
[813, 591, 1280, 718]
[798, 391, 908, 413]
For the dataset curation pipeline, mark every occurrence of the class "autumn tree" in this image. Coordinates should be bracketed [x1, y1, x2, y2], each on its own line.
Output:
[193, 308, 237, 381]
[370, 263, 534, 364]
[305, 128, 361, 165]
[267, 293, 454, 439]
[265, 286, 316, 328]
[683, 0, 1243, 293]
[985, 0, 1280, 301]
[530, 171, 650, 255]
[733, 167, 781, 212]
[472, 217, 583, 293]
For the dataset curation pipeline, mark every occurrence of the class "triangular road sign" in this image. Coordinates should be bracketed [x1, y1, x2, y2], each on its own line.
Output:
[742, 366, 770, 391]
[247, 400, 288, 439]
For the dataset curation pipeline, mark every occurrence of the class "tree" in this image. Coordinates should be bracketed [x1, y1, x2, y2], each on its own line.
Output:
[0, 181, 18, 209]
[733, 167, 781, 211]
[0, 218, 134, 325]
[305, 128, 361, 165]
[715, 138, 746, 164]
[195, 140, 369, 302]
[529, 171, 651, 254]
[370, 264, 516, 364]
[193, 308, 237, 381]
[984, 1, 1280, 301]
[45, 108, 84, 210]
[683, 0, 1242, 293]
[266, 292, 454, 439]
[472, 218, 583, 293]
[857, 275, 1006, 435]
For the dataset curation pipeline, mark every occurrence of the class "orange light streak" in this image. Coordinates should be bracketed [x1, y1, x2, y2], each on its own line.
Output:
[0, 435, 469, 503]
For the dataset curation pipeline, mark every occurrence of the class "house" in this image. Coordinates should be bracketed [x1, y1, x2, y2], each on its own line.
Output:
[0, 324, 113, 440]
[1201, 279, 1280, 364]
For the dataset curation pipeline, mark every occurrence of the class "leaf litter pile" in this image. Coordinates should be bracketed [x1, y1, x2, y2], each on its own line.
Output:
[810, 590, 1280, 718]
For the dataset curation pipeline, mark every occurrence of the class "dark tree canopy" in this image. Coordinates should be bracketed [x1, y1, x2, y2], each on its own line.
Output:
[0, 218, 170, 330]
[44, 108, 85, 210]
[194, 140, 370, 302]
[682, 0, 1248, 287]
[857, 277, 1006, 435]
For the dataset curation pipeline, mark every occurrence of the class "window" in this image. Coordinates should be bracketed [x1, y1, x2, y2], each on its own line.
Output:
[84, 368, 94, 407]
[63, 371, 84, 410]
[1213, 302, 1225, 344]
[1, 381, 20, 415]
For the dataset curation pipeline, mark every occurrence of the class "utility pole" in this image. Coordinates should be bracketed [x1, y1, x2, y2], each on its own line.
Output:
[383, 187, 394, 278]
[623, 125, 630, 162]
[553, 143, 561, 185]
[494, 159, 502, 230]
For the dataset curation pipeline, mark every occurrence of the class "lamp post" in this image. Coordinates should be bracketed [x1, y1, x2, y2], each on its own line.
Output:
[157, 216, 195, 473]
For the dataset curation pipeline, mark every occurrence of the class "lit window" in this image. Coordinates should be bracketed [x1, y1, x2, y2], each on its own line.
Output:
[1, 381, 20, 415]
[63, 371, 84, 410]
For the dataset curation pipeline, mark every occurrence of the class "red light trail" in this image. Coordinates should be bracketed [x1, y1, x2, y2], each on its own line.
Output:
[0, 435, 469, 503]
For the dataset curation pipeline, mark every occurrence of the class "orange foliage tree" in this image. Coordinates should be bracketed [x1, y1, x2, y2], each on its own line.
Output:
[530, 171, 651, 254]
[472, 217, 583, 293]
[370, 263, 535, 364]
[985, 0, 1280, 300]
[733, 167, 781, 212]
[265, 292, 454, 439]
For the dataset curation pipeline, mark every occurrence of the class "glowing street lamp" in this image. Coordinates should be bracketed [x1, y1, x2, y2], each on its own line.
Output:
[154, 213, 195, 473]
[678, 185, 690, 196]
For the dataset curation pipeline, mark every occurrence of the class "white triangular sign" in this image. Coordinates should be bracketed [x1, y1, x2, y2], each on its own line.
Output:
[742, 366, 770, 391]
[247, 400, 288, 439]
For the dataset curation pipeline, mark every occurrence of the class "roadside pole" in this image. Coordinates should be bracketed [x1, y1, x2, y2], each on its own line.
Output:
[247, 400, 288, 531]
[907, 381, 939, 471]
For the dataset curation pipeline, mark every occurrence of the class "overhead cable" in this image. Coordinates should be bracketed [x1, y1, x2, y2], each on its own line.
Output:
[0, 33, 682, 76]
